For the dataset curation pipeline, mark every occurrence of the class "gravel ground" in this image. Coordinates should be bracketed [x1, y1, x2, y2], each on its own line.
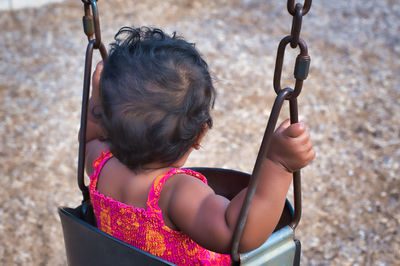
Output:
[0, 0, 399, 265]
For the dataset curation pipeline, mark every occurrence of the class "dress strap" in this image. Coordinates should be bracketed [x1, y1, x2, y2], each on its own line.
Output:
[146, 168, 207, 212]
[89, 150, 113, 192]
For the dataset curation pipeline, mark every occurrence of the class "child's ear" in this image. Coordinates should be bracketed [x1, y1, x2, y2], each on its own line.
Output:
[193, 124, 209, 150]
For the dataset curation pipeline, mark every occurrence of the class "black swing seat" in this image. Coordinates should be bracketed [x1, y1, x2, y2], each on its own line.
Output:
[59, 168, 300, 266]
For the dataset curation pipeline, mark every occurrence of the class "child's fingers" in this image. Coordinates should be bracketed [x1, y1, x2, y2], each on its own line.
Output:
[93, 61, 103, 82]
[306, 148, 316, 163]
[92, 61, 104, 97]
[95, 60, 104, 70]
[98, 61, 104, 71]
[275, 119, 291, 134]
[296, 128, 311, 145]
[302, 141, 314, 156]
[284, 122, 306, 138]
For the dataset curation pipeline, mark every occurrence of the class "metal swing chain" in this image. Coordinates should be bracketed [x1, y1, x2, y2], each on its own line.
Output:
[230, 0, 312, 263]
[78, 0, 108, 204]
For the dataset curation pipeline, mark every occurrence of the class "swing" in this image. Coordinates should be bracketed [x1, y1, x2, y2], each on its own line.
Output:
[58, 0, 312, 265]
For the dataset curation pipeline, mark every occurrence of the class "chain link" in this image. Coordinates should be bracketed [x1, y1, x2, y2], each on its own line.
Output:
[290, 3, 303, 48]
[273, 36, 309, 98]
[287, 0, 312, 16]
[81, 0, 96, 5]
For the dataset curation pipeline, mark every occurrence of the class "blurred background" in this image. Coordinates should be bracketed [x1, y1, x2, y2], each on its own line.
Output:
[0, 0, 399, 265]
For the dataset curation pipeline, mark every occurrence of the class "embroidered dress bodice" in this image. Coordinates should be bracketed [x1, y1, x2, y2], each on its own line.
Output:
[89, 151, 231, 265]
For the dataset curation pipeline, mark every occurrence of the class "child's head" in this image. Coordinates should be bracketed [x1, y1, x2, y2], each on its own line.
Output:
[99, 26, 215, 172]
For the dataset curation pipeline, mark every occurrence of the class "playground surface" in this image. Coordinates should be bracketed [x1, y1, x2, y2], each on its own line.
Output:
[0, 0, 399, 265]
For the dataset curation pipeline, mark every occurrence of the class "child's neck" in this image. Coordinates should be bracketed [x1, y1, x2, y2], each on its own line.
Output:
[138, 147, 193, 177]
[139, 165, 175, 178]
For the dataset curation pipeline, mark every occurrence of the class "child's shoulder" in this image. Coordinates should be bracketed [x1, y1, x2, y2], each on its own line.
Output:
[167, 171, 209, 191]
[162, 170, 219, 213]
[160, 170, 214, 207]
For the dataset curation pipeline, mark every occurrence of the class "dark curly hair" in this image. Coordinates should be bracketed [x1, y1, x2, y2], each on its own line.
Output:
[99, 26, 215, 172]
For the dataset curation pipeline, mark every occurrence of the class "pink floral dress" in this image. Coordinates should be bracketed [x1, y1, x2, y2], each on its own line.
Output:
[89, 151, 231, 265]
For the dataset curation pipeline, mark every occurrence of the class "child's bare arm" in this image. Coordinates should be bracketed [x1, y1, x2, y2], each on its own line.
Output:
[167, 120, 315, 254]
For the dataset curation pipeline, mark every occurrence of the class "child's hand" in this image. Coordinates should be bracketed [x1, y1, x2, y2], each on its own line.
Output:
[81, 61, 106, 142]
[91, 61, 103, 102]
[88, 61, 103, 121]
[267, 119, 315, 173]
